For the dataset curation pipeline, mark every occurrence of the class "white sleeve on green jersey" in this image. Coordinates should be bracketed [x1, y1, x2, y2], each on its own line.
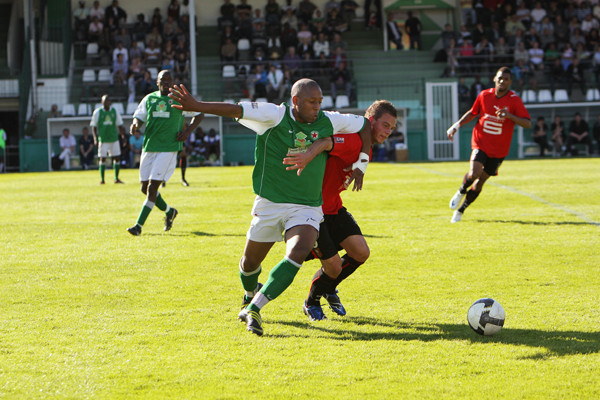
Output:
[238, 102, 286, 135]
[133, 95, 150, 123]
[90, 108, 99, 127]
[114, 107, 124, 126]
[324, 110, 366, 134]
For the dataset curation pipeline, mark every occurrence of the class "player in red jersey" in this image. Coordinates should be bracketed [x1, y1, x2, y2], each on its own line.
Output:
[283, 100, 398, 320]
[446, 66, 531, 223]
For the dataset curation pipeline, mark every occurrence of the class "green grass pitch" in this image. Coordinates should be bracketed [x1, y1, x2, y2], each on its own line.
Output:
[1, 158, 599, 399]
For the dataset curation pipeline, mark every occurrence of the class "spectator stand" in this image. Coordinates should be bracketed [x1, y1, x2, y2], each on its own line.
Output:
[46, 114, 223, 171]
[516, 101, 600, 158]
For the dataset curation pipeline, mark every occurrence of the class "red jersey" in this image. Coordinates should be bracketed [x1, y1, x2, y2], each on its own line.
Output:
[470, 88, 530, 158]
[321, 133, 371, 215]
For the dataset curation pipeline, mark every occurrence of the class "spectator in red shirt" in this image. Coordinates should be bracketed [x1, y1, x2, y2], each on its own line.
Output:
[446, 66, 531, 223]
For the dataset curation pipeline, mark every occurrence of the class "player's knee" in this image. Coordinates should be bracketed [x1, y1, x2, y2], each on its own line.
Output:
[352, 245, 370, 263]
[140, 184, 148, 195]
[240, 256, 260, 273]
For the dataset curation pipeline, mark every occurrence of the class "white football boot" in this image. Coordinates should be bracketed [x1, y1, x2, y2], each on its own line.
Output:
[451, 210, 463, 223]
[449, 190, 465, 210]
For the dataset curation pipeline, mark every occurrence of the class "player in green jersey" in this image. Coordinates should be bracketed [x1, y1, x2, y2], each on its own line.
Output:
[169, 79, 372, 336]
[91, 94, 125, 184]
[127, 70, 203, 236]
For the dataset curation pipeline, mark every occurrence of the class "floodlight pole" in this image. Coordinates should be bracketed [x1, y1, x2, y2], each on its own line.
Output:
[24, 0, 38, 113]
[189, 0, 198, 96]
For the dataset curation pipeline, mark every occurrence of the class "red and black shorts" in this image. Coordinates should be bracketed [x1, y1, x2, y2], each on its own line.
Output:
[306, 207, 363, 261]
[471, 149, 504, 176]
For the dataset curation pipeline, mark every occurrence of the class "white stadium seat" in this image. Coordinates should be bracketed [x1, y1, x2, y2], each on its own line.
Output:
[255, 97, 268, 103]
[537, 89, 552, 103]
[553, 89, 569, 102]
[335, 95, 350, 109]
[97, 69, 111, 82]
[112, 102, 124, 115]
[222, 65, 236, 78]
[126, 102, 138, 115]
[82, 69, 96, 82]
[321, 95, 334, 109]
[62, 104, 76, 117]
[586, 88, 600, 101]
[522, 90, 536, 103]
[78, 103, 91, 115]
[147, 67, 158, 80]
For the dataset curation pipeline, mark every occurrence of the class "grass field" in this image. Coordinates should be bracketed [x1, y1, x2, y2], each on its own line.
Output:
[1, 158, 599, 399]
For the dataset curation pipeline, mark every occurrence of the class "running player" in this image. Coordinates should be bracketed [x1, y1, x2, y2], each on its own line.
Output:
[168, 79, 372, 336]
[127, 70, 203, 236]
[283, 100, 398, 320]
[446, 66, 531, 223]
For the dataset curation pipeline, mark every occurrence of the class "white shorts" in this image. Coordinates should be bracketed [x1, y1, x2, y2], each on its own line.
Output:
[246, 196, 323, 243]
[98, 141, 121, 158]
[139, 151, 178, 182]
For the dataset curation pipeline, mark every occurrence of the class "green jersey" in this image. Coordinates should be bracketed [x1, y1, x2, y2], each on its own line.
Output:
[133, 91, 186, 152]
[238, 102, 365, 206]
[90, 106, 123, 143]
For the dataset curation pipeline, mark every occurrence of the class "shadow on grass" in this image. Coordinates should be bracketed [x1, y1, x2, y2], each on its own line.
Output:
[270, 316, 600, 359]
[475, 219, 599, 227]
[363, 234, 391, 239]
[142, 231, 245, 237]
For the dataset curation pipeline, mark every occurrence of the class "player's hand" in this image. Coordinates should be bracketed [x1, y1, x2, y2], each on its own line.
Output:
[283, 151, 314, 176]
[169, 84, 196, 111]
[446, 122, 459, 141]
[345, 168, 364, 191]
[495, 107, 508, 119]
[176, 130, 189, 142]
[129, 124, 137, 136]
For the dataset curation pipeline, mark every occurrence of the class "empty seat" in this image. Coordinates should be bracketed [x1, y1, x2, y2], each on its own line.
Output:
[554, 89, 569, 102]
[238, 64, 251, 75]
[335, 95, 350, 109]
[77, 103, 91, 115]
[321, 95, 334, 109]
[255, 97, 268, 102]
[522, 90, 536, 103]
[62, 104, 76, 116]
[126, 102, 138, 115]
[586, 88, 600, 101]
[223, 98, 236, 104]
[112, 102, 125, 115]
[82, 69, 96, 82]
[222, 65, 236, 78]
[94, 103, 102, 110]
[97, 69, 111, 82]
[237, 38, 251, 51]
[537, 89, 552, 102]
[86, 42, 99, 55]
[147, 67, 158, 80]
[239, 97, 252, 103]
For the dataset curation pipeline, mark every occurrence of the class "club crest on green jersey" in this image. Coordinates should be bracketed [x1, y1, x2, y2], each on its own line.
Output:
[102, 114, 114, 125]
[153, 101, 170, 118]
[294, 131, 308, 148]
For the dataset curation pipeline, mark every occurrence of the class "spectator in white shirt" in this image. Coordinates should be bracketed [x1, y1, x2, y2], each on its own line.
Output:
[313, 32, 330, 57]
[59, 128, 77, 170]
[528, 41, 544, 71]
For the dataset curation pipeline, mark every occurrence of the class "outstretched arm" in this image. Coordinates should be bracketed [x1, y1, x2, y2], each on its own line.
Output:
[283, 137, 334, 176]
[169, 84, 242, 118]
[447, 110, 478, 141]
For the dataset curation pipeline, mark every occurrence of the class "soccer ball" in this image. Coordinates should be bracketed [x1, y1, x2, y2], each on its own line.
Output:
[467, 298, 505, 336]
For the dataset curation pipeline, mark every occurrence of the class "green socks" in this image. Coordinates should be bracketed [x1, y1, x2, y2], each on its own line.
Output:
[136, 200, 154, 227]
[114, 162, 120, 181]
[99, 164, 105, 182]
[240, 263, 262, 293]
[248, 257, 301, 312]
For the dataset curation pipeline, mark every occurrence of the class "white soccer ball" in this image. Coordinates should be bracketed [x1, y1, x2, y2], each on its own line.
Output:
[467, 298, 505, 336]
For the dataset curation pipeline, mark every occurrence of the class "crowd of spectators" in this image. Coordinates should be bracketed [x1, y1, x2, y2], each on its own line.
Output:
[73, 0, 192, 103]
[217, 0, 360, 103]
[442, 0, 600, 101]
